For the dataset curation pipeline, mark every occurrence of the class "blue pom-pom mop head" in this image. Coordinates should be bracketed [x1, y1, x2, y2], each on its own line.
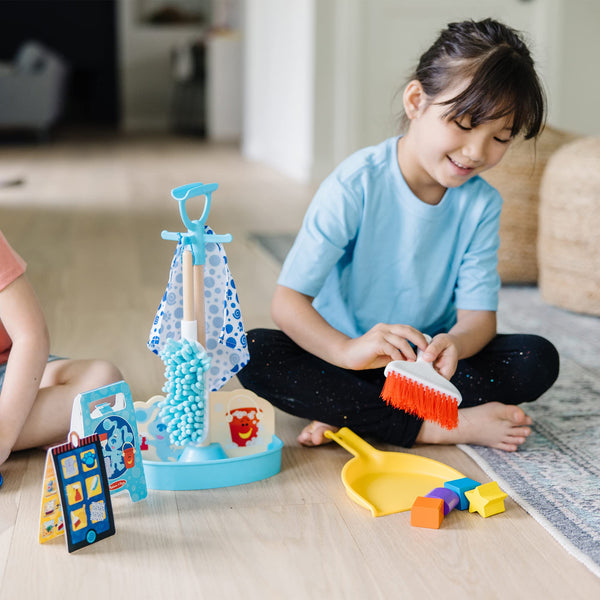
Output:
[159, 337, 211, 445]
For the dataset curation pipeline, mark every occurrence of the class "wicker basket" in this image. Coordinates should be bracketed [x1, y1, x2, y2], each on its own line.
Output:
[538, 136, 600, 316]
[483, 126, 577, 283]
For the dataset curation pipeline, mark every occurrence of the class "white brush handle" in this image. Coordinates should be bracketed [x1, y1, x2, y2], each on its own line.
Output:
[384, 333, 462, 404]
[417, 334, 433, 358]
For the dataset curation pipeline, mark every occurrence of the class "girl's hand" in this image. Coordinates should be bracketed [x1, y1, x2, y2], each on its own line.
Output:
[421, 333, 460, 379]
[341, 323, 429, 370]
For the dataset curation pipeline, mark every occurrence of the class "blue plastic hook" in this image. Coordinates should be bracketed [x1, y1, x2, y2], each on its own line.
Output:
[161, 182, 232, 265]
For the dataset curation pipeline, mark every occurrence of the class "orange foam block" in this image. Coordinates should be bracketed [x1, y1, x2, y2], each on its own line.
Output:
[410, 496, 445, 529]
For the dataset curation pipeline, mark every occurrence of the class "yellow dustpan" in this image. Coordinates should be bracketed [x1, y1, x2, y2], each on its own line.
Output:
[325, 427, 465, 517]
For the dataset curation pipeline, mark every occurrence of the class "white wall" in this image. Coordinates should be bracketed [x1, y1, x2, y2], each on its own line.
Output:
[521, 0, 600, 137]
[548, 0, 600, 136]
[241, 0, 315, 181]
[207, 32, 243, 140]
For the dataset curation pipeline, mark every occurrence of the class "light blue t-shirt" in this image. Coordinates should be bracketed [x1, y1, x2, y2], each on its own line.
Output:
[278, 136, 502, 338]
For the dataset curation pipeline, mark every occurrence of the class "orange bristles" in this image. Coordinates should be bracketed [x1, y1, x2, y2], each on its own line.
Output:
[381, 371, 459, 430]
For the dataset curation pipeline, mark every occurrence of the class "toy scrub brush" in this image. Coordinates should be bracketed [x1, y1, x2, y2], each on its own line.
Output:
[381, 335, 462, 430]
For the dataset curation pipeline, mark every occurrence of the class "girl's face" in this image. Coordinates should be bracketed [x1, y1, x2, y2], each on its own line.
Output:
[400, 80, 514, 203]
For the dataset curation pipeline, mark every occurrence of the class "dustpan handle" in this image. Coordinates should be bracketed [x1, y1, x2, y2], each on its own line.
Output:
[324, 427, 377, 459]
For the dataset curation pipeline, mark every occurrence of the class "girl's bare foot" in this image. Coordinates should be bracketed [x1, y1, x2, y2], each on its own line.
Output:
[416, 402, 533, 452]
[297, 421, 339, 447]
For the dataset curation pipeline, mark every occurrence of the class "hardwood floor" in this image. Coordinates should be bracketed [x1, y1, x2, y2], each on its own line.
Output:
[0, 132, 598, 599]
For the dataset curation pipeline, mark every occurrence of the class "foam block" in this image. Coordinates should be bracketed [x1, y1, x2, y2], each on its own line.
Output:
[410, 496, 445, 529]
[426, 487, 460, 515]
[444, 477, 480, 510]
[465, 481, 508, 518]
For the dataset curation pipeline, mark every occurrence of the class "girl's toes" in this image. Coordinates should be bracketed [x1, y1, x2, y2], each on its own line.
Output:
[297, 422, 337, 447]
[496, 441, 519, 452]
[297, 425, 316, 446]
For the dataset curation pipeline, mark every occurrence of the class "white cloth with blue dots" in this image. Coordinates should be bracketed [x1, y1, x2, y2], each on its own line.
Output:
[148, 227, 249, 392]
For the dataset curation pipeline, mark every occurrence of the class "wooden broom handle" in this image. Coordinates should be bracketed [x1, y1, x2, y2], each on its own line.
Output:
[193, 263, 205, 346]
[183, 249, 206, 346]
[182, 249, 194, 323]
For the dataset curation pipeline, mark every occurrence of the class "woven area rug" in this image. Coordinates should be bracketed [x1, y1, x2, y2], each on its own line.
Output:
[459, 358, 600, 578]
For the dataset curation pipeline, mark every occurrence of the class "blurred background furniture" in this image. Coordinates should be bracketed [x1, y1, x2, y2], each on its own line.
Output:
[0, 40, 68, 138]
[170, 39, 206, 135]
[538, 136, 600, 316]
[483, 126, 578, 283]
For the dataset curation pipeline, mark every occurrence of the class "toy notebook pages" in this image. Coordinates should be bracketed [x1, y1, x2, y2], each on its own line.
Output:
[39, 432, 116, 553]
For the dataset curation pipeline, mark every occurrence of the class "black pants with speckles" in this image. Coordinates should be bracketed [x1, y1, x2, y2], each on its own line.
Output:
[237, 329, 560, 447]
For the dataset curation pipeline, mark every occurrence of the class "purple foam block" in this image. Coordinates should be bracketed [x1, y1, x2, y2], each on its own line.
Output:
[425, 487, 460, 515]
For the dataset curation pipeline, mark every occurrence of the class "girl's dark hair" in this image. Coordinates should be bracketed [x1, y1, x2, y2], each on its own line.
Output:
[407, 18, 546, 139]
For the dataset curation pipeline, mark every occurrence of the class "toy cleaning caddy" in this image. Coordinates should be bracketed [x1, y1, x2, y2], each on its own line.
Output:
[134, 182, 282, 490]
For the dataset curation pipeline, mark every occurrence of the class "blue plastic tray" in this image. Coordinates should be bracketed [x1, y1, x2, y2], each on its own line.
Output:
[142, 435, 283, 490]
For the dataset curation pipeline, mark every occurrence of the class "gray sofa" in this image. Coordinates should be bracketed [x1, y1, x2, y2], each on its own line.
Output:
[0, 40, 68, 136]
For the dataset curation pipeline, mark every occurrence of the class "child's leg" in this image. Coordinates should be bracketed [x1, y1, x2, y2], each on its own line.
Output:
[238, 329, 423, 447]
[416, 403, 534, 452]
[239, 329, 559, 451]
[451, 333, 560, 407]
[12, 358, 122, 451]
[417, 334, 559, 451]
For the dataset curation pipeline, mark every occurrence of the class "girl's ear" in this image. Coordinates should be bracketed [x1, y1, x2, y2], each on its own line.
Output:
[403, 80, 427, 120]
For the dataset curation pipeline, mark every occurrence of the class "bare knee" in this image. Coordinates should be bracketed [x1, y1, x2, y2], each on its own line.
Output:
[43, 358, 123, 389]
[82, 359, 123, 389]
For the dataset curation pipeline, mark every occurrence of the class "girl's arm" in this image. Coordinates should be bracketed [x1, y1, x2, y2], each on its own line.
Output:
[0, 274, 50, 465]
[448, 309, 497, 357]
[271, 285, 428, 371]
[422, 309, 497, 379]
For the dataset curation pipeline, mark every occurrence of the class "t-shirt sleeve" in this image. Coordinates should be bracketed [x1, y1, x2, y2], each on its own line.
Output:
[0, 231, 26, 292]
[454, 189, 502, 311]
[278, 174, 362, 297]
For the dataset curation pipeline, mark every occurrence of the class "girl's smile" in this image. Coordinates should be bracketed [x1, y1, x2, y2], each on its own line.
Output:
[447, 155, 477, 176]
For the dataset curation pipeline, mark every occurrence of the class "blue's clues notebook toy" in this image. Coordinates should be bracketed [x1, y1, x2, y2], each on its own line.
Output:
[70, 380, 147, 502]
[48, 432, 115, 553]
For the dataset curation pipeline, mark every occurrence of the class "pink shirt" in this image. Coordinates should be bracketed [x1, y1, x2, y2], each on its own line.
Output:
[0, 231, 27, 364]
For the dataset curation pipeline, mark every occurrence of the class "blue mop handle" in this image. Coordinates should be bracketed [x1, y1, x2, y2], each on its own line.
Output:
[161, 182, 232, 265]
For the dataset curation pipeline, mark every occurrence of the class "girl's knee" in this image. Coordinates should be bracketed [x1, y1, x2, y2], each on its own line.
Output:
[529, 334, 560, 388]
[518, 334, 560, 401]
[245, 328, 282, 350]
[95, 360, 123, 384]
[79, 359, 123, 389]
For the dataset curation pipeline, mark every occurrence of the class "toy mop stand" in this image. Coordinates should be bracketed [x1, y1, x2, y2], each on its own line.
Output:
[135, 390, 283, 490]
[138, 182, 282, 490]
